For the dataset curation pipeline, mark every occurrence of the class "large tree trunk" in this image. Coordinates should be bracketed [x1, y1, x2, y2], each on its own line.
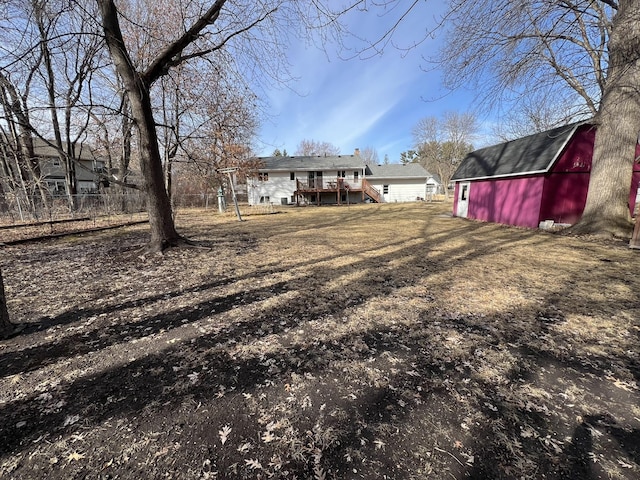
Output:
[97, 0, 180, 251]
[572, 0, 640, 238]
[0, 269, 21, 340]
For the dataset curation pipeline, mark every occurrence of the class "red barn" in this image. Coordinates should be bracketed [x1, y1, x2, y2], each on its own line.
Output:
[451, 123, 640, 229]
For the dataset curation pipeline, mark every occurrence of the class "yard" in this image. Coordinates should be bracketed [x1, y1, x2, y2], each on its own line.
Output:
[0, 202, 639, 479]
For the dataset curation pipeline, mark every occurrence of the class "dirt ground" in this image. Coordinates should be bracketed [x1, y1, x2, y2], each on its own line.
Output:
[1, 202, 639, 479]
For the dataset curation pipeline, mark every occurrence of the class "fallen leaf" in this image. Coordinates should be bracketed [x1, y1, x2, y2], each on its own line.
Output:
[245, 458, 262, 470]
[219, 425, 232, 445]
[66, 451, 85, 463]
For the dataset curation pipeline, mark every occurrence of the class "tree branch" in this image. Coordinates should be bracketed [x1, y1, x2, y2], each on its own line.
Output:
[142, 0, 228, 85]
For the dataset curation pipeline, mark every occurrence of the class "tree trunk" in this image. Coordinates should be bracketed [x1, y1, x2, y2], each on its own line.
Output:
[97, 0, 180, 251]
[0, 269, 21, 340]
[572, 0, 640, 238]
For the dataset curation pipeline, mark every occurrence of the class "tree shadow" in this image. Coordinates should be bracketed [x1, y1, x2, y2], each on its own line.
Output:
[1, 204, 638, 478]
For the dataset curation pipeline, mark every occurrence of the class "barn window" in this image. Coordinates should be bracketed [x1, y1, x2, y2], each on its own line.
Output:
[461, 184, 468, 200]
[383, 184, 389, 194]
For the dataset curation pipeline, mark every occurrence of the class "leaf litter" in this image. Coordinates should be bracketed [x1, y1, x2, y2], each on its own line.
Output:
[0, 203, 639, 479]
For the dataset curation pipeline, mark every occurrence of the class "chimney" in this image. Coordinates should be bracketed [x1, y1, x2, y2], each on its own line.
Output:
[354, 148, 360, 156]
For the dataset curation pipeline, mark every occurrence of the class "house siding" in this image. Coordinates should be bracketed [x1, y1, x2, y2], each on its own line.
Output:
[249, 156, 433, 206]
[249, 171, 294, 205]
[368, 178, 426, 203]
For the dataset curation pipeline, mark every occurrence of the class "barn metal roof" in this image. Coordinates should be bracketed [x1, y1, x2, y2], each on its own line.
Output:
[452, 122, 586, 182]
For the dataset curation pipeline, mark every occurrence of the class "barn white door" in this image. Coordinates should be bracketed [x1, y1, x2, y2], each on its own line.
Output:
[456, 182, 470, 218]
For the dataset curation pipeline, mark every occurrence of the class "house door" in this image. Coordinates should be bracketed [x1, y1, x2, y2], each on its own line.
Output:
[456, 182, 470, 218]
[308, 171, 323, 189]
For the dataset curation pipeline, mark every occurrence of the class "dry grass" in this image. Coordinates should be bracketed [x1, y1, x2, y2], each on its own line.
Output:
[0, 202, 639, 479]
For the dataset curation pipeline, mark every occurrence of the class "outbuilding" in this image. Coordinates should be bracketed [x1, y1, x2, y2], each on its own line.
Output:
[451, 122, 640, 228]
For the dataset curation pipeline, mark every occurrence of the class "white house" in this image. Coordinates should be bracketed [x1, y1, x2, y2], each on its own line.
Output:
[248, 155, 437, 206]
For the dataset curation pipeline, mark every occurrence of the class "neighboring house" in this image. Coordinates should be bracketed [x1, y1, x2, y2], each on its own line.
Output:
[34, 139, 106, 194]
[451, 122, 640, 228]
[365, 163, 432, 202]
[248, 154, 435, 206]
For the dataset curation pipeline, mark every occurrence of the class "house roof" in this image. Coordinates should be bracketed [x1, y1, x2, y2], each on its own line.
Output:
[257, 155, 365, 171]
[366, 163, 429, 179]
[451, 122, 584, 182]
[31, 138, 101, 162]
[0, 136, 103, 163]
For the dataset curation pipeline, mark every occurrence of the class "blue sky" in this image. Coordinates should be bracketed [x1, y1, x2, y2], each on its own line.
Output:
[257, 3, 488, 162]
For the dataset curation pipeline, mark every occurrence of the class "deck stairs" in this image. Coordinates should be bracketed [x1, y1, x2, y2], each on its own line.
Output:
[362, 179, 382, 203]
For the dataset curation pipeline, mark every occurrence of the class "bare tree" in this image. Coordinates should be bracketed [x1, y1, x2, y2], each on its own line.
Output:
[412, 112, 477, 198]
[1, 0, 104, 213]
[33, 0, 103, 210]
[492, 88, 576, 142]
[94, 0, 373, 251]
[359, 146, 379, 165]
[441, 0, 611, 119]
[294, 139, 341, 156]
[0, 73, 50, 210]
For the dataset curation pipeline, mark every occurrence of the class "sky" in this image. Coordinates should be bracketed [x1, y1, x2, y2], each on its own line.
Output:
[257, 3, 488, 163]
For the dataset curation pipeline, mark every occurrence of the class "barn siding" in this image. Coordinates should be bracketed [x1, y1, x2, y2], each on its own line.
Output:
[467, 176, 545, 228]
[539, 173, 591, 225]
[538, 126, 594, 224]
[454, 125, 640, 228]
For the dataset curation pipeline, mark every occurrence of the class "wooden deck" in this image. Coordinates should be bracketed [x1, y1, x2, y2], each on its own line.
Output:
[294, 178, 382, 205]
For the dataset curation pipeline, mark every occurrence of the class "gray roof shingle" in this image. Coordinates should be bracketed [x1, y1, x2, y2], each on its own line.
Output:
[257, 155, 365, 171]
[452, 123, 584, 181]
[366, 163, 429, 179]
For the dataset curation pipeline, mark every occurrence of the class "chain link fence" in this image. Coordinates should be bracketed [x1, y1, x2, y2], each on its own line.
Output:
[0, 192, 147, 224]
[0, 191, 270, 226]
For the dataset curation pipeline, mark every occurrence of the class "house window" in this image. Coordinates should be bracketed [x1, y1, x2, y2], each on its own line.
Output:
[46, 180, 66, 195]
[383, 184, 389, 194]
[259, 196, 270, 204]
[290, 172, 295, 181]
[337, 170, 345, 178]
[290, 195, 295, 203]
[426, 184, 435, 194]
[258, 172, 269, 181]
[354, 171, 359, 181]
